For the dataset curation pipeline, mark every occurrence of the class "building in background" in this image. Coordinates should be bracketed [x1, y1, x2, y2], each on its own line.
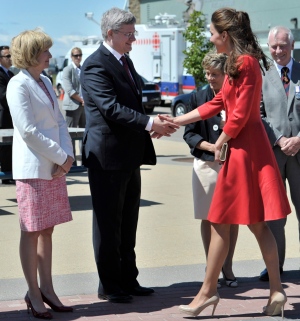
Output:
[126, 1, 210, 102]
[129, 0, 300, 60]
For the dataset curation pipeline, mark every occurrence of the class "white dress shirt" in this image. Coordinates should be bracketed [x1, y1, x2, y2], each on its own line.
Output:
[103, 41, 153, 131]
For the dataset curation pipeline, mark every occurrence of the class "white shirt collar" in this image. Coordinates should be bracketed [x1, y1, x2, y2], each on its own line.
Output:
[71, 61, 81, 70]
[103, 41, 123, 63]
[273, 58, 293, 77]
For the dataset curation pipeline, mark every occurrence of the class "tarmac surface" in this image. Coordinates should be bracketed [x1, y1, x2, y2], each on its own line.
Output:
[0, 107, 300, 320]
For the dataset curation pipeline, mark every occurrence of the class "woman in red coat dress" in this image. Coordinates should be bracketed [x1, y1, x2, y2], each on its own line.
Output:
[159, 7, 290, 318]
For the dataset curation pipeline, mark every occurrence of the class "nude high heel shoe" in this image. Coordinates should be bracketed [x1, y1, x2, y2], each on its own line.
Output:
[179, 293, 220, 317]
[263, 292, 287, 320]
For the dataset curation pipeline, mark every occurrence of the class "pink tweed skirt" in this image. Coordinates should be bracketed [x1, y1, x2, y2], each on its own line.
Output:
[16, 176, 72, 232]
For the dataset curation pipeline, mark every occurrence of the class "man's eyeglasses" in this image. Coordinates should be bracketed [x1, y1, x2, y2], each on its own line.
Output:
[72, 54, 83, 58]
[114, 30, 138, 38]
[0, 55, 11, 59]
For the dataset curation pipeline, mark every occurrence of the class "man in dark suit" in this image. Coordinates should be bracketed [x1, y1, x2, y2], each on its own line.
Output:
[81, 7, 178, 303]
[260, 26, 300, 281]
[0, 45, 14, 184]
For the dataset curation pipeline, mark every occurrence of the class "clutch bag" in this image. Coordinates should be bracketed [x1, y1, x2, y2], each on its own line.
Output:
[219, 143, 228, 161]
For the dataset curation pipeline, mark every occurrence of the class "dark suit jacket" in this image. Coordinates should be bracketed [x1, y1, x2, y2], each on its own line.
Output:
[0, 67, 13, 129]
[183, 85, 222, 162]
[80, 43, 156, 170]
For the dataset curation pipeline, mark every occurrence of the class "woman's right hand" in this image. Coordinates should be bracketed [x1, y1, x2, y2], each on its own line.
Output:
[61, 155, 74, 173]
[52, 164, 66, 178]
[215, 148, 222, 163]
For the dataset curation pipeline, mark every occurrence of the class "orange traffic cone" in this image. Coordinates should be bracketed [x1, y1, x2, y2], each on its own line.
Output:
[59, 89, 64, 101]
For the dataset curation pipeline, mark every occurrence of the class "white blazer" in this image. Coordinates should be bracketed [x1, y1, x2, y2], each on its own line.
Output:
[7, 69, 74, 180]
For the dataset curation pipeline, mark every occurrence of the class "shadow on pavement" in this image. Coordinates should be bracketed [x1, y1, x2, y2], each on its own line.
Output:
[3, 277, 300, 320]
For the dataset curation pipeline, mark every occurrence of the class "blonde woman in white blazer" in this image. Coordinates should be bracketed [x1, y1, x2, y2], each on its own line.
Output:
[7, 29, 74, 319]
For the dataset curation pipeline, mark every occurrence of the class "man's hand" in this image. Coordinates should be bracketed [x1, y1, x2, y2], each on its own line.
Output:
[151, 115, 179, 139]
[280, 136, 300, 156]
[277, 136, 288, 148]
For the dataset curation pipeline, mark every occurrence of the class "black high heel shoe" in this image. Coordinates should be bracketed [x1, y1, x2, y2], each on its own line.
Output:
[24, 292, 53, 319]
[40, 290, 73, 312]
[222, 268, 238, 288]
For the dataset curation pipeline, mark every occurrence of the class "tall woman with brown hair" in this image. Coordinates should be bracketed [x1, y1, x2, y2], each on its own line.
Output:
[160, 7, 290, 318]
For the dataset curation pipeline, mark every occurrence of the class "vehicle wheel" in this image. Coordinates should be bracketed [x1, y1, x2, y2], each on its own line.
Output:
[144, 105, 155, 114]
[173, 102, 187, 117]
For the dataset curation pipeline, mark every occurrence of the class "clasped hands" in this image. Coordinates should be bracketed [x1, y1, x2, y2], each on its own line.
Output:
[52, 155, 74, 178]
[150, 114, 179, 139]
[278, 136, 300, 156]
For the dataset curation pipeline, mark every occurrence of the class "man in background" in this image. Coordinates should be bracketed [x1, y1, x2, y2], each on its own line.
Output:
[0, 45, 14, 184]
[62, 47, 85, 163]
[260, 26, 300, 281]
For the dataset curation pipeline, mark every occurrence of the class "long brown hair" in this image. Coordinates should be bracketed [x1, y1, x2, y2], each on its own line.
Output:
[211, 7, 269, 78]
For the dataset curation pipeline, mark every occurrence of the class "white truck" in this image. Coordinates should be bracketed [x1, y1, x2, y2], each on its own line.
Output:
[130, 13, 196, 103]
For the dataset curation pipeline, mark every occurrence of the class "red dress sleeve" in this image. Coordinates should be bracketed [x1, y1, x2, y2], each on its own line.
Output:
[198, 56, 262, 139]
[197, 90, 224, 119]
[223, 56, 262, 138]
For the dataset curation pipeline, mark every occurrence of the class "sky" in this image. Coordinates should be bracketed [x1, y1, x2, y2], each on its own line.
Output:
[0, 0, 126, 62]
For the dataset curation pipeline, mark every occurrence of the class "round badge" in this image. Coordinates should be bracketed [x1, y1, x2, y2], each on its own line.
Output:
[213, 125, 219, 131]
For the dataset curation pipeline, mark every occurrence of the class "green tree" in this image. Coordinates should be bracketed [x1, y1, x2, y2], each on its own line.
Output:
[183, 11, 213, 87]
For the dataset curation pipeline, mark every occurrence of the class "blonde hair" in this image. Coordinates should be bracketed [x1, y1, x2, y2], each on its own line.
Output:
[202, 51, 227, 73]
[10, 29, 53, 69]
[71, 47, 82, 55]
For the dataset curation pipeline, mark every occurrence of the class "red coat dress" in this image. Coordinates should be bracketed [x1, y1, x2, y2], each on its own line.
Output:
[198, 55, 291, 224]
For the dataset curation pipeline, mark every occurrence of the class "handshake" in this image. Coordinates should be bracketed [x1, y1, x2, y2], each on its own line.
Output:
[150, 114, 180, 139]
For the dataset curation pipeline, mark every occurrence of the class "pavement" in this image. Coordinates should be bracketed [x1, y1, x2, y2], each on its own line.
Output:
[0, 107, 300, 320]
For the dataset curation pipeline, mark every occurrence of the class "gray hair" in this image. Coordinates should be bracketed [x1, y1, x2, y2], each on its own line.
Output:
[202, 51, 227, 73]
[268, 26, 294, 43]
[101, 7, 136, 40]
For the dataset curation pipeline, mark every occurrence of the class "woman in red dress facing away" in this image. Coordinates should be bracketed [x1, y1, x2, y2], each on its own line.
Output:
[159, 7, 290, 318]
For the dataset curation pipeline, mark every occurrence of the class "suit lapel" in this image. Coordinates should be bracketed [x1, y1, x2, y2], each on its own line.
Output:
[126, 55, 142, 95]
[22, 70, 56, 119]
[0, 67, 10, 82]
[102, 45, 140, 96]
[268, 65, 289, 114]
[71, 66, 80, 88]
[43, 75, 60, 113]
[268, 65, 288, 105]
[110, 54, 138, 94]
[288, 61, 300, 110]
